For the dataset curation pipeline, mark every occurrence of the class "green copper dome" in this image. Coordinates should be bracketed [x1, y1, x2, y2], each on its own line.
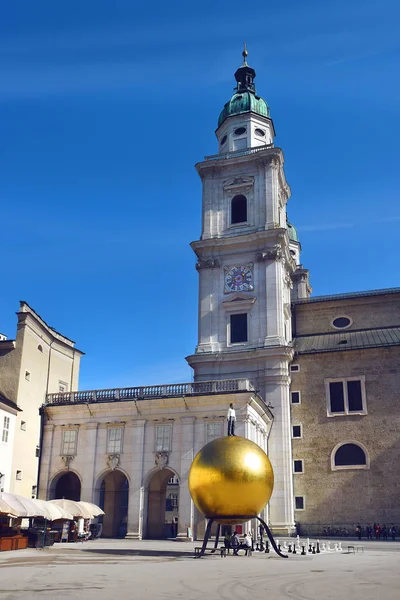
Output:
[217, 46, 270, 129]
[218, 92, 270, 128]
[287, 221, 299, 243]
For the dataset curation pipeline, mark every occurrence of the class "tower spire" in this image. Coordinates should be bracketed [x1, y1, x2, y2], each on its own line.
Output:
[242, 42, 248, 65]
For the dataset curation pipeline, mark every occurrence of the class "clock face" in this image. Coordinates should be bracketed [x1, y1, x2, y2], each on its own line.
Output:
[225, 266, 253, 292]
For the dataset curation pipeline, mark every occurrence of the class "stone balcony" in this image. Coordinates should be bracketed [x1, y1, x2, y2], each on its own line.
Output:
[204, 144, 274, 162]
[45, 379, 255, 406]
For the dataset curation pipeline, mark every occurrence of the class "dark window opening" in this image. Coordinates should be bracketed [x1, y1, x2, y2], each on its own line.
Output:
[295, 496, 304, 510]
[291, 392, 300, 404]
[234, 127, 246, 135]
[292, 425, 302, 438]
[230, 313, 248, 344]
[255, 128, 266, 137]
[220, 135, 227, 145]
[334, 443, 366, 467]
[329, 382, 345, 413]
[290, 364, 300, 372]
[231, 195, 247, 224]
[347, 380, 363, 412]
[332, 317, 351, 328]
[294, 460, 303, 473]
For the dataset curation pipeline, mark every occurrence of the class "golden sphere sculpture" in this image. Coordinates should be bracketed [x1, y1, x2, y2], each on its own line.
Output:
[188, 436, 274, 525]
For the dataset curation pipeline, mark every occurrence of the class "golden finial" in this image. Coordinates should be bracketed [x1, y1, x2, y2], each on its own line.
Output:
[242, 42, 248, 65]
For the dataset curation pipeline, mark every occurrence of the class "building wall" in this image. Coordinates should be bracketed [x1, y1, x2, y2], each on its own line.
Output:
[39, 391, 272, 540]
[291, 346, 400, 533]
[294, 294, 400, 336]
[0, 405, 17, 492]
[0, 302, 82, 498]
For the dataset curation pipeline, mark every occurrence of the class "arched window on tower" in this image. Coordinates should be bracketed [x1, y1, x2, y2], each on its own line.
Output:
[332, 442, 368, 470]
[231, 195, 247, 224]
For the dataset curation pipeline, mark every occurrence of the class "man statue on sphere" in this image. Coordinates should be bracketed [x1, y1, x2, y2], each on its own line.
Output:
[227, 403, 236, 436]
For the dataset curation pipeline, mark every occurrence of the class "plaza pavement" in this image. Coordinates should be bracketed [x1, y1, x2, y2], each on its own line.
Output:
[0, 538, 399, 600]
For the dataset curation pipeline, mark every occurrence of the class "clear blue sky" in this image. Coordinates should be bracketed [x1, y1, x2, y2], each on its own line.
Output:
[1, 0, 399, 390]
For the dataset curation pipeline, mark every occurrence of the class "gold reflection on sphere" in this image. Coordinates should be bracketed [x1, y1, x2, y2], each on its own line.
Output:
[188, 436, 274, 524]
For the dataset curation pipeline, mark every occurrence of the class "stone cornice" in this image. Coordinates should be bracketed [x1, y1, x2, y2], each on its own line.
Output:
[191, 228, 288, 256]
[187, 345, 294, 365]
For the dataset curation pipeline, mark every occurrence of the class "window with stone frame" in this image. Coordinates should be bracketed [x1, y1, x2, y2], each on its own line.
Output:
[155, 424, 172, 452]
[295, 496, 305, 510]
[332, 442, 368, 470]
[206, 421, 223, 444]
[61, 429, 78, 455]
[231, 194, 247, 224]
[2, 416, 10, 443]
[325, 377, 366, 416]
[107, 427, 123, 453]
[291, 391, 301, 404]
[230, 313, 248, 343]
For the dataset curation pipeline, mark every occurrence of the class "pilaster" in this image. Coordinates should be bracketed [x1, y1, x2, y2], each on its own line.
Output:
[176, 416, 195, 540]
[126, 419, 146, 539]
[80, 423, 99, 502]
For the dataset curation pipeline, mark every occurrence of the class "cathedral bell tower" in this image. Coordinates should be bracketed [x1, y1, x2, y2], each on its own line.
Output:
[186, 47, 311, 533]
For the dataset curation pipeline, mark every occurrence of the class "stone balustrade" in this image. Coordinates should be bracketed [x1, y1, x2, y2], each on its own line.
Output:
[45, 378, 255, 406]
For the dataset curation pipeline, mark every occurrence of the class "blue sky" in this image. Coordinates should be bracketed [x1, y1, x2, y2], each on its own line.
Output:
[1, 0, 399, 390]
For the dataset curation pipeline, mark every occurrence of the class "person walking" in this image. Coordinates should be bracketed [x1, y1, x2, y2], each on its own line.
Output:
[356, 524, 362, 540]
[367, 524, 373, 540]
[227, 403, 236, 436]
[382, 524, 388, 540]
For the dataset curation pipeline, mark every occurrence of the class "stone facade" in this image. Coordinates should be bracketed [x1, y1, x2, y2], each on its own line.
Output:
[0, 302, 83, 497]
[291, 291, 400, 534]
[39, 383, 273, 539]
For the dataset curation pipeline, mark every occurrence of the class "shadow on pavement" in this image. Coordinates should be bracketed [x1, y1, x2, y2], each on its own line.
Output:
[82, 548, 195, 558]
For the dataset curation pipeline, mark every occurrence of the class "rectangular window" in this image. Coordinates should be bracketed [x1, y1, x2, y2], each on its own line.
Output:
[35, 446, 40, 458]
[2, 416, 10, 443]
[290, 364, 300, 372]
[206, 422, 223, 444]
[293, 459, 304, 473]
[295, 496, 305, 510]
[61, 429, 78, 455]
[25, 371, 31, 382]
[230, 313, 248, 343]
[292, 424, 302, 438]
[326, 377, 366, 416]
[16, 470, 22, 481]
[107, 427, 123, 453]
[21, 421, 27, 431]
[155, 424, 172, 452]
[291, 391, 301, 404]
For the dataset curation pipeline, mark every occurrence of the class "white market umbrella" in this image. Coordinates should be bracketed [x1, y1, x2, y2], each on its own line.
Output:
[78, 501, 104, 517]
[0, 492, 45, 517]
[0, 498, 18, 518]
[49, 499, 93, 519]
[31, 499, 73, 521]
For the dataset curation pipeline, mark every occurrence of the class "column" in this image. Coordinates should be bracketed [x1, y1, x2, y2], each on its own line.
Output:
[126, 419, 146, 539]
[80, 423, 99, 502]
[38, 423, 54, 499]
[265, 373, 295, 534]
[176, 416, 195, 541]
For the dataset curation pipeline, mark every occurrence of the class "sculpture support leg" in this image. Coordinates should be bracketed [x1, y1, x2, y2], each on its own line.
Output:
[210, 523, 221, 553]
[196, 518, 214, 558]
[257, 516, 288, 558]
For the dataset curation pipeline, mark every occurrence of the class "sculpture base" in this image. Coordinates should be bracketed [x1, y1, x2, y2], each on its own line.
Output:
[195, 515, 288, 559]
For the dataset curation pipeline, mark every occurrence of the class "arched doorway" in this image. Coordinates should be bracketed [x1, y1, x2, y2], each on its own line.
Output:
[50, 471, 81, 501]
[98, 470, 129, 537]
[147, 469, 179, 539]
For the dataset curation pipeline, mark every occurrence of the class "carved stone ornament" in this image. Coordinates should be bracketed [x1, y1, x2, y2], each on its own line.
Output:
[256, 245, 283, 261]
[107, 454, 120, 470]
[61, 455, 74, 470]
[155, 452, 169, 469]
[196, 258, 221, 271]
[223, 176, 254, 192]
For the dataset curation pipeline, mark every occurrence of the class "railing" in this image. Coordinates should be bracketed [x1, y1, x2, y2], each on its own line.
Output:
[45, 379, 255, 406]
[204, 144, 274, 162]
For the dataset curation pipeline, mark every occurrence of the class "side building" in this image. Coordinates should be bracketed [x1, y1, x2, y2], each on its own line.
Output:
[291, 288, 400, 533]
[0, 302, 83, 497]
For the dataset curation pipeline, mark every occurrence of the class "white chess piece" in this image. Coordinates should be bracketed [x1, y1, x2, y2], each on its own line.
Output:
[322, 542, 326, 551]
[327, 542, 331, 551]
[338, 542, 342, 552]
[334, 543, 339, 551]
[283, 541, 288, 550]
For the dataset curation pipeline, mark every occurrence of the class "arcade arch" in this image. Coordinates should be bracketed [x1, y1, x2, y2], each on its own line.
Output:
[49, 470, 81, 501]
[96, 470, 129, 537]
[145, 468, 180, 539]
